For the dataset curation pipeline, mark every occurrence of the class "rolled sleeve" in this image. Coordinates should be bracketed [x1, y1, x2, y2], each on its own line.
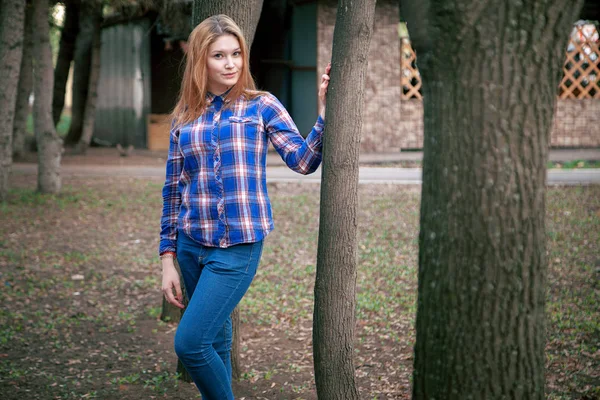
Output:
[261, 94, 324, 175]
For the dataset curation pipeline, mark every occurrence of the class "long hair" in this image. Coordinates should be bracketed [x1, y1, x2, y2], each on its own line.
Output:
[171, 15, 260, 129]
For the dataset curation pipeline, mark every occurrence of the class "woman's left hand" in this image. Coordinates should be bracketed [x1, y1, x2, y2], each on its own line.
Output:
[318, 63, 331, 119]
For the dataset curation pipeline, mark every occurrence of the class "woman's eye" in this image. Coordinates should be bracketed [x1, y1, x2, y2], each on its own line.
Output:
[233, 51, 241, 57]
[214, 54, 222, 59]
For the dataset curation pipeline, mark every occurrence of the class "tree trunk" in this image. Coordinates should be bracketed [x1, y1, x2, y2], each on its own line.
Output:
[32, 0, 62, 194]
[75, 8, 102, 154]
[312, 1, 375, 399]
[0, 0, 26, 201]
[52, 0, 80, 127]
[192, 0, 264, 45]
[230, 307, 241, 380]
[160, 295, 182, 323]
[403, 1, 584, 398]
[175, 298, 192, 383]
[64, 0, 100, 146]
[13, 2, 34, 161]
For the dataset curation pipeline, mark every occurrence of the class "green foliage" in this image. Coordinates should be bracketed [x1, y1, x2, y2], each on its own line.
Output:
[26, 112, 71, 138]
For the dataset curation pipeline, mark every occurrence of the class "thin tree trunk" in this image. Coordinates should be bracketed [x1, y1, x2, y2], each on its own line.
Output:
[160, 296, 181, 323]
[32, 0, 62, 194]
[0, 0, 26, 201]
[230, 307, 241, 380]
[75, 8, 102, 154]
[13, 2, 34, 160]
[403, 0, 583, 398]
[175, 300, 192, 383]
[53, 0, 80, 126]
[313, 1, 375, 399]
[192, 0, 264, 45]
[64, 0, 99, 146]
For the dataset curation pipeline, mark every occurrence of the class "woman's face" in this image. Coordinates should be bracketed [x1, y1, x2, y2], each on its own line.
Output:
[205, 34, 243, 95]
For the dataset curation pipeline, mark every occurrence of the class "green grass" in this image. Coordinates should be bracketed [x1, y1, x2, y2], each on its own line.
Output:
[547, 159, 600, 169]
[0, 178, 598, 399]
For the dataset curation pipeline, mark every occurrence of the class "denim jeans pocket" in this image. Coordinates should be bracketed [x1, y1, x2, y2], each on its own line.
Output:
[223, 241, 263, 274]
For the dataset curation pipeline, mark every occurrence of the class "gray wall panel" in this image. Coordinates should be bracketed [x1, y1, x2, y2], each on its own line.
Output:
[95, 18, 151, 148]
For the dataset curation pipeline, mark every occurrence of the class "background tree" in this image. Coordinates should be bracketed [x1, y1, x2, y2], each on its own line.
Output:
[192, 0, 264, 44]
[12, 2, 34, 160]
[32, 0, 63, 194]
[63, 0, 103, 146]
[52, 0, 80, 127]
[400, 0, 584, 397]
[313, 0, 375, 399]
[74, 1, 103, 153]
[0, 0, 26, 201]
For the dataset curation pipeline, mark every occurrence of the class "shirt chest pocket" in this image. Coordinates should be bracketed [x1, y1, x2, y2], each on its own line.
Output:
[228, 116, 262, 140]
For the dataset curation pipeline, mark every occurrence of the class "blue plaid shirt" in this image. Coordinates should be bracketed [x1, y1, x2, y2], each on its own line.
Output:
[159, 92, 324, 254]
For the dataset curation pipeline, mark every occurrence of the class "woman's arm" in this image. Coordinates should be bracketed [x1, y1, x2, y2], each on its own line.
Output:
[159, 125, 185, 309]
[159, 126, 183, 255]
[263, 64, 331, 175]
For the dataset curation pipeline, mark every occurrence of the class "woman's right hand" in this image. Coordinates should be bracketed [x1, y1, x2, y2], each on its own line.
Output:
[162, 261, 185, 309]
[318, 63, 331, 119]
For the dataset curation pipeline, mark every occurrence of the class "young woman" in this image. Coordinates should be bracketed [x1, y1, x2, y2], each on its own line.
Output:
[159, 14, 330, 399]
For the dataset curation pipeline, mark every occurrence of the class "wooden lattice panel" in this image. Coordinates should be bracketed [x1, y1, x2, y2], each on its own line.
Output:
[400, 39, 422, 100]
[400, 24, 598, 101]
[558, 23, 600, 99]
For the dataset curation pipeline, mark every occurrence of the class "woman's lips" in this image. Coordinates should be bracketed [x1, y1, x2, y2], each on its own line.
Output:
[223, 72, 237, 78]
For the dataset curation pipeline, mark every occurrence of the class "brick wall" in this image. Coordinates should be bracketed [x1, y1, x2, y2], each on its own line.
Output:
[316, 1, 599, 152]
[398, 100, 424, 149]
[317, 0, 402, 152]
[551, 99, 600, 147]
[392, 99, 600, 150]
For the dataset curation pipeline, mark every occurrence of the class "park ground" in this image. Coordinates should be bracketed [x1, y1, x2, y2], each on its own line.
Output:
[0, 152, 599, 399]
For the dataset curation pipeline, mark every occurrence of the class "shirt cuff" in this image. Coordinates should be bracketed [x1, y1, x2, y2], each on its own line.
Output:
[315, 115, 325, 131]
[159, 240, 177, 256]
[308, 116, 325, 150]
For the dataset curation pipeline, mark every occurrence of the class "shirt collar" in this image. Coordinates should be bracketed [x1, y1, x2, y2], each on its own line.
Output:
[206, 92, 217, 104]
[207, 87, 233, 104]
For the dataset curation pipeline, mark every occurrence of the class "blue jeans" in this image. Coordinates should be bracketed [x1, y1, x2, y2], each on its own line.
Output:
[175, 231, 263, 399]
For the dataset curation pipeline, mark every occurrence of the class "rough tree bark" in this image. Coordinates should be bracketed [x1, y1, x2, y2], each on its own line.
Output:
[75, 5, 103, 154]
[53, 0, 80, 126]
[400, 0, 584, 398]
[64, 0, 102, 146]
[0, 0, 26, 201]
[13, 2, 34, 160]
[313, 0, 375, 399]
[192, 0, 264, 44]
[32, 0, 63, 194]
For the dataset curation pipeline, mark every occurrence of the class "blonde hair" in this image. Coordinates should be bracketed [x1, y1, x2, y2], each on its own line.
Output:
[171, 15, 261, 130]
